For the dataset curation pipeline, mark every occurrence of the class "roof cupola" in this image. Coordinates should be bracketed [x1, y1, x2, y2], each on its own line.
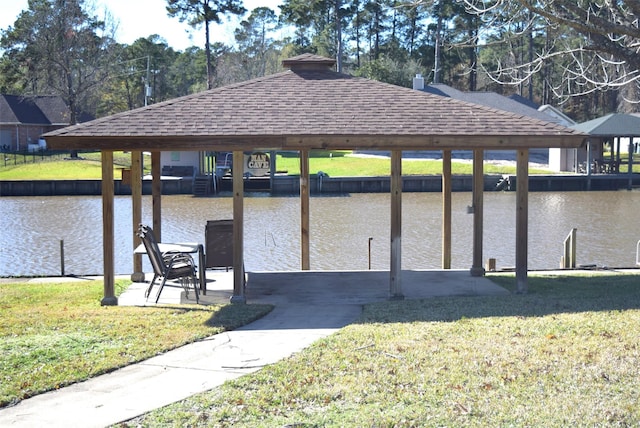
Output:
[282, 54, 336, 72]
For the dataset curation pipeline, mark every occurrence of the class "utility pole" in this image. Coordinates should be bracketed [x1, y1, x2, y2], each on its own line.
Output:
[144, 56, 151, 106]
[434, 2, 442, 84]
[335, 0, 343, 73]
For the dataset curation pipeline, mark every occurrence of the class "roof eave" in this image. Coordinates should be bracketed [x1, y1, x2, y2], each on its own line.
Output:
[44, 134, 587, 152]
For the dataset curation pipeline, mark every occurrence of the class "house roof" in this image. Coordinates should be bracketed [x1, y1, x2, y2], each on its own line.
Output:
[572, 113, 640, 137]
[0, 95, 70, 126]
[44, 55, 586, 151]
[423, 83, 561, 124]
[508, 93, 540, 111]
[538, 105, 576, 127]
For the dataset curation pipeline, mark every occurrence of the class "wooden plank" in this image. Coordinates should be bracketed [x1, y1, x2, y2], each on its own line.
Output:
[151, 151, 162, 241]
[231, 150, 246, 303]
[300, 149, 310, 270]
[283, 135, 587, 150]
[628, 141, 634, 190]
[101, 151, 117, 305]
[390, 150, 403, 299]
[46, 134, 586, 152]
[470, 149, 485, 277]
[442, 150, 452, 269]
[131, 151, 142, 275]
[516, 148, 529, 293]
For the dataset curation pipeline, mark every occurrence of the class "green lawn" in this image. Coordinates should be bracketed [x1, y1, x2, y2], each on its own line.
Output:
[123, 273, 640, 427]
[0, 279, 272, 408]
[0, 151, 551, 180]
[0, 151, 151, 180]
[274, 152, 552, 176]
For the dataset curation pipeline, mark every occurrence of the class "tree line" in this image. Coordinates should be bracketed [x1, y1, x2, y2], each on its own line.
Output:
[1, 0, 639, 125]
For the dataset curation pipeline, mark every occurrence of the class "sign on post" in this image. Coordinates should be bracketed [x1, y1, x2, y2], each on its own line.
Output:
[244, 152, 270, 176]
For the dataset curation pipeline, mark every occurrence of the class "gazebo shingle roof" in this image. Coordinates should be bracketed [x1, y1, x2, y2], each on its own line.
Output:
[45, 55, 586, 151]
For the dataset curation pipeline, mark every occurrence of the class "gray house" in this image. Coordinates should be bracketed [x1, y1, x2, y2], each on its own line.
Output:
[0, 94, 71, 151]
[413, 77, 578, 171]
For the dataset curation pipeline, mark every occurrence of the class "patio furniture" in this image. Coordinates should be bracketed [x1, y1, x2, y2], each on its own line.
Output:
[205, 220, 234, 270]
[134, 240, 206, 295]
[205, 219, 246, 288]
[137, 224, 199, 304]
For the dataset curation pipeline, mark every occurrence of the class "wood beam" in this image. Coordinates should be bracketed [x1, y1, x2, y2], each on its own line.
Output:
[390, 150, 403, 299]
[101, 151, 117, 306]
[516, 148, 529, 293]
[46, 134, 586, 153]
[295, 135, 586, 150]
[442, 150, 452, 269]
[131, 151, 143, 280]
[615, 137, 621, 173]
[300, 149, 310, 270]
[628, 140, 634, 190]
[231, 150, 246, 304]
[470, 149, 485, 277]
[151, 151, 162, 240]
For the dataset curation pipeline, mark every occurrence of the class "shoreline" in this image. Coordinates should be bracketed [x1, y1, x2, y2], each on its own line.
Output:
[4, 266, 640, 282]
[2, 172, 640, 196]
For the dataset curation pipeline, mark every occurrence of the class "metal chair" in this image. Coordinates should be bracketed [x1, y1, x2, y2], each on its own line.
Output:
[137, 224, 199, 304]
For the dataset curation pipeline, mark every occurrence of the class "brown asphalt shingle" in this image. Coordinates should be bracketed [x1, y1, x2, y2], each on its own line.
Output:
[44, 55, 586, 151]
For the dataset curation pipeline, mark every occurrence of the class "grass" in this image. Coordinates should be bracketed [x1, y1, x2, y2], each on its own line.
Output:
[122, 273, 640, 427]
[0, 150, 550, 180]
[0, 279, 272, 408]
[0, 151, 151, 180]
[275, 152, 552, 176]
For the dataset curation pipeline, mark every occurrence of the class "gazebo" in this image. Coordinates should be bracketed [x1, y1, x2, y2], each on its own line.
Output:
[572, 113, 640, 175]
[44, 54, 586, 305]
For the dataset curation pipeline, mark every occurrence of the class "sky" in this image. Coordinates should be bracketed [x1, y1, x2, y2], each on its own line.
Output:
[0, 0, 282, 51]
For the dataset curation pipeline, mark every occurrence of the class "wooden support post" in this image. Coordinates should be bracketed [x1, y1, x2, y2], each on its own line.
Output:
[270, 150, 276, 191]
[516, 148, 529, 293]
[628, 140, 633, 190]
[60, 240, 65, 276]
[562, 228, 577, 269]
[390, 150, 403, 299]
[470, 149, 485, 277]
[131, 151, 144, 282]
[300, 149, 310, 270]
[570, 228, 577, 268]
[151, 151, 162, 241]
[616, 137, 621, 173]
[442, 150, 452, 269]
[231, 150, 246, 304]
[586, 139, 592, 191]
[101, 151, 117, 306]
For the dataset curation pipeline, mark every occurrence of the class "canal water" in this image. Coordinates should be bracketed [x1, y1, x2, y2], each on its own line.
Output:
[1, 191, 638, 276]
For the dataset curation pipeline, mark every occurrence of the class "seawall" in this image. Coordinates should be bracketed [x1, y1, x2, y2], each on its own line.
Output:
[2, 173, 639, 196]
[0, 178, 192, 197]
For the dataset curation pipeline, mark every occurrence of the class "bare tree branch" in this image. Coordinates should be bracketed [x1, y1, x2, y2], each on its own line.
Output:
[461, 0, 640, 101]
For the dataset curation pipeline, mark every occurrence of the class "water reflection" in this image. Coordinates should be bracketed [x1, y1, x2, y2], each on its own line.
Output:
[1, 191, 638, 276]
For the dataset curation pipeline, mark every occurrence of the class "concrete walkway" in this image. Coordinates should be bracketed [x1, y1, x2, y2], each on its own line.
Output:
[0, 270, 508, 427]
